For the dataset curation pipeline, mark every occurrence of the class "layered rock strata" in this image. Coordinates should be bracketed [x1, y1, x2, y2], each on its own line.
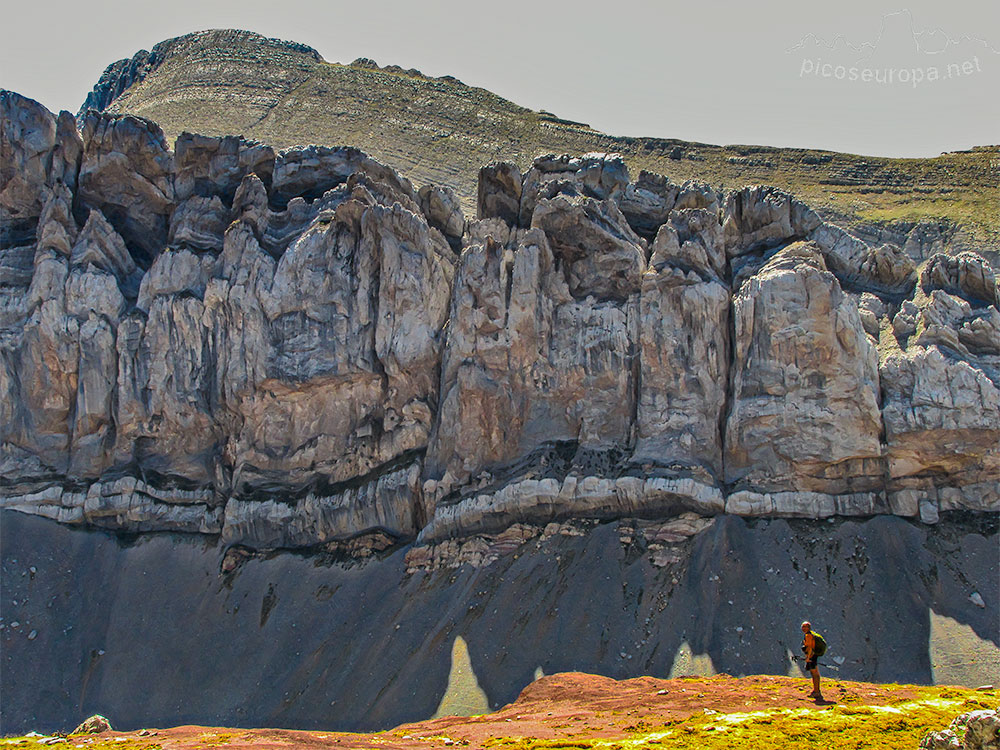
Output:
[2, 91, 454, 548]
[2, 92, 997, 551]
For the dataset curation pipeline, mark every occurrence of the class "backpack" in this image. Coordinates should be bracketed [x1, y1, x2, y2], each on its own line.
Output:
[812, 631, 827, 657]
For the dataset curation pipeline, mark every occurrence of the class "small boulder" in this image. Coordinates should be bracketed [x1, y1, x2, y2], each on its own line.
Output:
[919, 729, 961, 750]
[73, 715, 112, 734]
[923, 707, 1000, 750]
[963, 709, 1000, 749]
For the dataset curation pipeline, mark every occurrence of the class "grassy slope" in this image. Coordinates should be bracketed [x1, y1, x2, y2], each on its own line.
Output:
[472, 694, 993, 749]
[98, 33, 999, 249]
[4, 678, 996, 749]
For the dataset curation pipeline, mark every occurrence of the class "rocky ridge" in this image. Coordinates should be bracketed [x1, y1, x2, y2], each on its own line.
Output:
[1, 91, 998, 554]
[7, 675, 998, 749]
[80, 30, 322, 115]
[82, 30, 1000, 256]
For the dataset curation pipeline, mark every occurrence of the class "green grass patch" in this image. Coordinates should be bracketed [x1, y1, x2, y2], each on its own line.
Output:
[0, 738, 160, 750]
[467, 690, 997, 750]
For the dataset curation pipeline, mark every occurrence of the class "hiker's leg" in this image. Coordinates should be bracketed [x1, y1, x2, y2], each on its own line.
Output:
[811, 668, 821, 696]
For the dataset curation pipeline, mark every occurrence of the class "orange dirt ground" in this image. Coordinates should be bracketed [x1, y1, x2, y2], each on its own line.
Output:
[32, 673, 941, 749]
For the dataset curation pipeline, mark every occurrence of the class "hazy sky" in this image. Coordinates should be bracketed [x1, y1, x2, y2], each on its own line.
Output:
[1, 0, 997, 158]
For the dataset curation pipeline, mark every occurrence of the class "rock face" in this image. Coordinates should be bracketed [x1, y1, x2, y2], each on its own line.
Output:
[77, 111, 175, 266]
[635, 204, 729, 479]
[1, 92, 997, 551]
[921, 707, 1000, 750]
[725, 242, 883, 498]
[1, 91, 81, 246]
[2, 92, 455, 548]
[881, 252, 1000, 518]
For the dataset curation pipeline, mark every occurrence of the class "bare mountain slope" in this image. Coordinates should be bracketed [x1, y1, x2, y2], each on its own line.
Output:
[85, 30, 999, 252]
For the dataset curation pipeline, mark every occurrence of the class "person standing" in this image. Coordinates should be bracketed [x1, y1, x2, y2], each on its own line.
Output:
[801, 621, 825, 700]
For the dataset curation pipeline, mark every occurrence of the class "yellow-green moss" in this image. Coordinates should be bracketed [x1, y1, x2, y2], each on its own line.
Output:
[2, 685, 994, 750]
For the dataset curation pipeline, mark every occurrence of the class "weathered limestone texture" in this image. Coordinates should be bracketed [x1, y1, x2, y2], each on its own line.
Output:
[724, 242, 884, 496]
[634, 205, 730, 480]
[1, 91, 997, 549]
[881, 252, 1000, 520]
[2, 93, 456, 548]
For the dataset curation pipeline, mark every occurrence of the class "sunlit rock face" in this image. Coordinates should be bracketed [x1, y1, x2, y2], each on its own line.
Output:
[1, 93, 997, 550]
[724, 242, 883, 498]
[2, 93, 455, 546]
[880, 252, 1000, 519]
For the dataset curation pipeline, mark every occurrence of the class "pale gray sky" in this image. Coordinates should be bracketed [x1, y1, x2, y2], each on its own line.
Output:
[1, 0, 997, 157]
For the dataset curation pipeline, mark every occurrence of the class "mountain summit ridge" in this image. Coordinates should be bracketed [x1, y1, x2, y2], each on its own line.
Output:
[80, 29, 999, 252]
[81, 30, 323, 116]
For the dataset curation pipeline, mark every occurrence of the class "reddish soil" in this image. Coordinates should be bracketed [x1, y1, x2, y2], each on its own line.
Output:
[57, 673, 929, 749]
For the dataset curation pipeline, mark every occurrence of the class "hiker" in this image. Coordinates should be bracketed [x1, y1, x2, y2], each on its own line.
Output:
[801, 621, 824, 700]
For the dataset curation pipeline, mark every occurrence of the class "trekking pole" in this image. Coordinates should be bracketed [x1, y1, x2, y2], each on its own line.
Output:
[780, 642, 842, 672]
[790, 654, 841, 672]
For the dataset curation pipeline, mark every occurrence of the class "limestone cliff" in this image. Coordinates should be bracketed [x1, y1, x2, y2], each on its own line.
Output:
[2, 91, 997, 553]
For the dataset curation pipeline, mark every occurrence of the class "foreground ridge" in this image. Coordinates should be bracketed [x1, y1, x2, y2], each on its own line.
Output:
[4, 674, 998, 749]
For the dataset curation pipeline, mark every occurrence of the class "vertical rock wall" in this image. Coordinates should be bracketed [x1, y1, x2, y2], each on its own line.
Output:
[1, 93, 997, 550]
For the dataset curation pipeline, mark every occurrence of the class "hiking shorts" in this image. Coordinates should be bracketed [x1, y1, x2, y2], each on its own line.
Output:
[805, 658, 818, 671]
